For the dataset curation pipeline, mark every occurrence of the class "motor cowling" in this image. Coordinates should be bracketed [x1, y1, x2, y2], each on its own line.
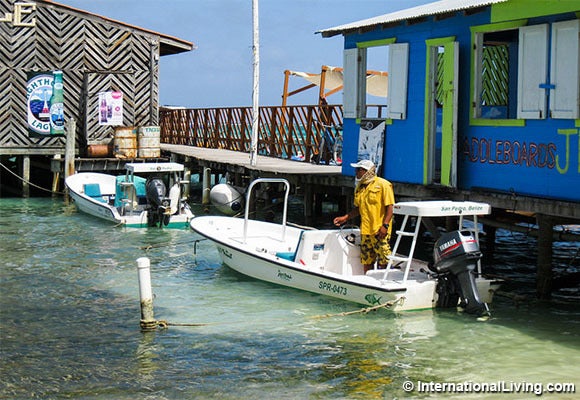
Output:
[146, 177, 171, 227]
[431, 230, 489, 316]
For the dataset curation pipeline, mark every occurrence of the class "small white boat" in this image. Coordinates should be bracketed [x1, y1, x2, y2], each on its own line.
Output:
[190, 178, 502, 316]
[66, 162, 194, 228]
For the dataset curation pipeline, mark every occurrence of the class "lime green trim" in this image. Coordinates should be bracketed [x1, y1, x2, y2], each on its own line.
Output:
[575, 120, 580, 128]
[469, 20, 528, 127]
[491, 0, 580, 23]
[425, 36, 455, 46]
[424, 37, 455, 185]
[471, 119, 526, 127]
[440, 42, 456, 186]
[423, 53, 431, 184]
[470, 19, 528, 34]
[357, 38, 396, 48]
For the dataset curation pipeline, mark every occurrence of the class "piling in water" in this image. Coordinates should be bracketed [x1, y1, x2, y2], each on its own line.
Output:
[137, 257, 157, 331]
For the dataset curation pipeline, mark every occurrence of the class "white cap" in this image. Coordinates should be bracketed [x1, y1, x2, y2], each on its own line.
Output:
[350, 159, 375, 170]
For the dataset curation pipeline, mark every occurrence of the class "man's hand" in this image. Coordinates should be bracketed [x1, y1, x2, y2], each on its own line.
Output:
[333, 215, 348, 226]
[375, 225, 388, 239]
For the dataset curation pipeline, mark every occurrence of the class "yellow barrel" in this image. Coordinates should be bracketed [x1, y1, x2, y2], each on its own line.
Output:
[138, 126, 161, 158]
[113, 127, 137, 159]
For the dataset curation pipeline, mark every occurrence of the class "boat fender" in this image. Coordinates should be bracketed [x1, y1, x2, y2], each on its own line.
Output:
[169, 183, 180, 215]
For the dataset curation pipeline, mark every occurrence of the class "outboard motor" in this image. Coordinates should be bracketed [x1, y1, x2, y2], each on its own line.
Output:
[431, 230, 489, 316]
[145, 177, 171, 227]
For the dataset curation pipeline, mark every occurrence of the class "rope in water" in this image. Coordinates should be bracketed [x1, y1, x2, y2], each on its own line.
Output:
[140, 238, 206, 251]
[141, 320, 215, 330]
[0, 161, 65, 195]
[310, 297, 406, 319]
[140, 297, 407, 330]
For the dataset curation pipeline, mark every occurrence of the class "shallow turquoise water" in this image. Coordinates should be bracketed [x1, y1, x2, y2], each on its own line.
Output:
[1, 198, 579, 399]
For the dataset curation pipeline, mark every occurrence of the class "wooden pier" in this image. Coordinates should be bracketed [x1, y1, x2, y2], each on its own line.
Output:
[160, 143, 353, 227]
[160, 142, 579, 301]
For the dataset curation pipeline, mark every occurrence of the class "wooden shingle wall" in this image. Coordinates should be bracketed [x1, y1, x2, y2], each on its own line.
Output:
[0, 0, 159, 156]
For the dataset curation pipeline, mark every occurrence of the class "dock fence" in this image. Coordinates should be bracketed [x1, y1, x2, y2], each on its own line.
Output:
[160, 104, 349, 163]
[160, 104, 387, 163]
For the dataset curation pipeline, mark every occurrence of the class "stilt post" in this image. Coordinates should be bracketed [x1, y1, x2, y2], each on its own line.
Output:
[202, 167, 211, 206]
[137, 257, 157, 331]
[536, 214, 553, 300]
[22, 155, 30, 198]
[64, 119, 76, 179]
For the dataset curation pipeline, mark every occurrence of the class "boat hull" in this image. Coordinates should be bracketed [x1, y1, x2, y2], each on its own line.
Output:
[190, 215, 500, 312]
[66, 172, 193, 228]
[217, 240, 419, 310]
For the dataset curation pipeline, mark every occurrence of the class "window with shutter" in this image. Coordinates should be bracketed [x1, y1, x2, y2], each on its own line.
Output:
[471, 19, 579, 124]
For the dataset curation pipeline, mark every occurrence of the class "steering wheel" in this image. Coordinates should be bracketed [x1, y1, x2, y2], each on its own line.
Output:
[339, 224, 361, 246]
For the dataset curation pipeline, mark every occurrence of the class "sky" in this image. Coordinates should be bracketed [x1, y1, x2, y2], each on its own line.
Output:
[56, 0, 432, 108]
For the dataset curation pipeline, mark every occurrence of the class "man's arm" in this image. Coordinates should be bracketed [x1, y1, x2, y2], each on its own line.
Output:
[333, 207, 360, 226]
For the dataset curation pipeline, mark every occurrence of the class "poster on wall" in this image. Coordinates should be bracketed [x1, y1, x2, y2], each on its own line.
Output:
[357, 119, 385, 174]
[98, 91, 123, 125]
[26, 71, 65, 137]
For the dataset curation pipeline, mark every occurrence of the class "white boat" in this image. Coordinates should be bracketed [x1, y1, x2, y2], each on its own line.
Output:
[66, 162, 194, 228]
[190, 178, 502, 315]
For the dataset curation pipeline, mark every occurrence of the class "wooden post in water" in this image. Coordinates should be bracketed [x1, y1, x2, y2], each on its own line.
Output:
[137, 257, 157, 331]
[304, 183, 313, 226]
[21, 155, 30, 198]
[182, 161, 191, 200]
[536, 214, 553, 299]
[482, 224, 497, 265]
[51, 155, 61, 196]
[64, 119, 76, 179]
[202, 167, 211, 206]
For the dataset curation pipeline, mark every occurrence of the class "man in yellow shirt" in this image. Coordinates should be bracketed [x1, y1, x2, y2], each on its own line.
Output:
[333, 160, 395, 274]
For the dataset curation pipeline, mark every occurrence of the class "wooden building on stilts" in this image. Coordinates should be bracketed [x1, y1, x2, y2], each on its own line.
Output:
[0, 0, 194, 197]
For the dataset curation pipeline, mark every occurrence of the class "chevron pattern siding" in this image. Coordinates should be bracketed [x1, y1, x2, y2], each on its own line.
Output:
[0, 0, 159, 155]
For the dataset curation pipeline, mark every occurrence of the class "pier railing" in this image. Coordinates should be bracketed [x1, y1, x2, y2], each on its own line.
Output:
[160, 104, 388, 162]
[160, 104, 344, 162]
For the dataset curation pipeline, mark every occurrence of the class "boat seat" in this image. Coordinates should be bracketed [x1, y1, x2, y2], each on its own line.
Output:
[275, 230, 304, 262]
[275, 251, 296, 261]
[292, 230, 328, 268]
[114, 176, 147, 208]
[83, 183, 107, 203]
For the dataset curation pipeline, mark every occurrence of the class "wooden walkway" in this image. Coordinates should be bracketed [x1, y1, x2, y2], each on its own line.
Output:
[161, 144, 342, 176]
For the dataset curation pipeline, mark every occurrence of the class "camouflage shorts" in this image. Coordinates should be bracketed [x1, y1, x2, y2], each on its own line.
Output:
[360, 234, 392, 266]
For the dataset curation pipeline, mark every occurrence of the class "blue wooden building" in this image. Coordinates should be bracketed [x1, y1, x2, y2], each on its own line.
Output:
[319, 0, 579, 205]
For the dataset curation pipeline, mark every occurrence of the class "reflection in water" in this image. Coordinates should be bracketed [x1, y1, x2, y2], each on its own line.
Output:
[0, 198, 578, 399]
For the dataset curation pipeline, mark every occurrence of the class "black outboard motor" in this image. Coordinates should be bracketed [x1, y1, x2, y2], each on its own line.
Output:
[145, 177, 171, 227]
[431, 230, 489, 316]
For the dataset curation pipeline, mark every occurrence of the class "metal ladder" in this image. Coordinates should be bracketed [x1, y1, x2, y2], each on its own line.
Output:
[381, 214, 423, 282]
[380, 213, 483, 282]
